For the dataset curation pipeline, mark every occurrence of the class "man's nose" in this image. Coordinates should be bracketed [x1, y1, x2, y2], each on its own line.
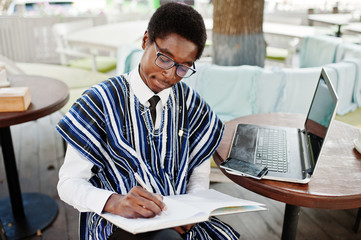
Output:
[162, 66, 177, 79]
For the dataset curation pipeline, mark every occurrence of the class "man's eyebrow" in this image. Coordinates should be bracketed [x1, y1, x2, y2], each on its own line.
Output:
[158, 46, 174, 57]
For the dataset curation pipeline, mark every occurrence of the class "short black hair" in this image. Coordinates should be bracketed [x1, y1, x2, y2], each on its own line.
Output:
[147, 2, 206, 60]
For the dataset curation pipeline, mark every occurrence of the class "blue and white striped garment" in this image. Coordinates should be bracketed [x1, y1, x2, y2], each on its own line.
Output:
[56, 74, 240, 240]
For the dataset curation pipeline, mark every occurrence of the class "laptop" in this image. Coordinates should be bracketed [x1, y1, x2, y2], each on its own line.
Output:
[227, 68, 339, 184]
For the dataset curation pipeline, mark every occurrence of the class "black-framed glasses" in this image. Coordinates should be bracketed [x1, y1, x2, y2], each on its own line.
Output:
[154, 41, 196, 78]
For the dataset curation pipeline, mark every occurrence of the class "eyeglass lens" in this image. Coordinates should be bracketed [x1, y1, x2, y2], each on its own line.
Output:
[156, 54, 193, 78]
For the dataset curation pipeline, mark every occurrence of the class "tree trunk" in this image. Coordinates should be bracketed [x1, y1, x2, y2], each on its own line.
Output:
[212, 0, 265, 67]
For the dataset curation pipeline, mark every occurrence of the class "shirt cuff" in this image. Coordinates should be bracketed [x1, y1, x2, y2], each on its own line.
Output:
[86, 188, 115, 215]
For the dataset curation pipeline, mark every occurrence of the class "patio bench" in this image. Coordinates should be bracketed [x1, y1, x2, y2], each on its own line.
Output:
[184, 60, 361, 122]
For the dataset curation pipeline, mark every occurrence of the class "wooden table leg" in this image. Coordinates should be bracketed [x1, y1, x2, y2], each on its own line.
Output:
[336, 25, 342, 37]
[0, 127, 58, 240]
[354, 208, 361, 233]
[0, 127, 24, 218]
[281, 204, 300, 240]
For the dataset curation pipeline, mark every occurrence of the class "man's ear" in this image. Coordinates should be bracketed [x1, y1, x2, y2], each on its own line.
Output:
[142, 31, 149, 50]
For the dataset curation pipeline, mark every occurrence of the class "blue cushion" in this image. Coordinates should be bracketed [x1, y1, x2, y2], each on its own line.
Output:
[299, 35, 342, 68]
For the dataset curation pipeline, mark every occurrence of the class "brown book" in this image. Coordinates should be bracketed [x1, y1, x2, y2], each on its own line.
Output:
[0, 87, 31, 112]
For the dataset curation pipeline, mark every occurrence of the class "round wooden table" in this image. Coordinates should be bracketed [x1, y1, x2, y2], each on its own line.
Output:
[0, 75, 69, 240]
[213, 113, 361, 240]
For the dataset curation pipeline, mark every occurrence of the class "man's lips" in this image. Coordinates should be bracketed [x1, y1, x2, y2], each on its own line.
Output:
[154, 78, 171, 89]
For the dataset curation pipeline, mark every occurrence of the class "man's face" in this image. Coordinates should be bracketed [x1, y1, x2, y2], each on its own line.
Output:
[139, 32, 198, 93]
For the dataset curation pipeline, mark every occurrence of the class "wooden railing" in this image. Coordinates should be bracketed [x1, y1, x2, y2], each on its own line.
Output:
[0, 15, 107, 63]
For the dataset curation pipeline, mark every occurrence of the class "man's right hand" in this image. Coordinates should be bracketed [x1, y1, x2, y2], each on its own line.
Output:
[103, 186, 167, 219]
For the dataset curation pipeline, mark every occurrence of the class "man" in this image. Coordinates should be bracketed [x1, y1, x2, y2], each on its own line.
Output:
[56, 3, 240, 239]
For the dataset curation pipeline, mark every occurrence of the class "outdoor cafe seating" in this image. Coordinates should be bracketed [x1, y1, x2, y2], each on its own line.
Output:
[1, 0, 361, 238]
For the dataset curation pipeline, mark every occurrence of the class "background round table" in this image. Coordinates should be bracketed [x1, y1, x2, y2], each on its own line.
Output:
[0, 75, 69, 240]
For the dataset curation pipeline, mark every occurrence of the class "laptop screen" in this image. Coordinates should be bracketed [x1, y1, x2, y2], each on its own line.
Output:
[304, 69, 338, 168]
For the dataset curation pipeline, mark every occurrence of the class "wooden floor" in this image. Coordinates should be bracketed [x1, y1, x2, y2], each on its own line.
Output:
[1, 112, 361, 240]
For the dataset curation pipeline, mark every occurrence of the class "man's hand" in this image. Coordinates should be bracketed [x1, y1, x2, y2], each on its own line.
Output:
[173, 224, 194, 235]
[103, 186, 167, 218]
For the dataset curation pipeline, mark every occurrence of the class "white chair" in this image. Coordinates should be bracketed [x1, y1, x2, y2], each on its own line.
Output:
[52, 19, 116, 74]
[264, 33, 299, 68]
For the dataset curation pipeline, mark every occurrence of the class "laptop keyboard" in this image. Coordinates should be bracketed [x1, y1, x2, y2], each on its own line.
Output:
[255, 128, 288, 173]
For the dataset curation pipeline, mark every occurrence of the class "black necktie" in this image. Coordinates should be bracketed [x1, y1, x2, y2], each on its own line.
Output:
[148, 95, 160, 124]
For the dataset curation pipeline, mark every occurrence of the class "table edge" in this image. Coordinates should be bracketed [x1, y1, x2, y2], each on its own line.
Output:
[0, 76, 69, 128]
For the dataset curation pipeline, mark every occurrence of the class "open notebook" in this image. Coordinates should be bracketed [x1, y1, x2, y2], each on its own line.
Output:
[101, 189, 266, 234]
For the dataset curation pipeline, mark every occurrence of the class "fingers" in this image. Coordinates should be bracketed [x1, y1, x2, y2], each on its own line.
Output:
[173, 226, 184, 235]
[182, 224, 194, 232]
[103, 187, 167, 219]
[173, 224, 194, 235]
[131, 186, 167, 213]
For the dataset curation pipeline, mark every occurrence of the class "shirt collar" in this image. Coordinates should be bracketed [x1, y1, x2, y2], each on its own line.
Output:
[128, 66, 170, 106]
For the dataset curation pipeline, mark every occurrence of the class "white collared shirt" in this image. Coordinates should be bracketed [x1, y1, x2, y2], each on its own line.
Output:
[57, 67, 210, 214]
[128, 67, 170, 128]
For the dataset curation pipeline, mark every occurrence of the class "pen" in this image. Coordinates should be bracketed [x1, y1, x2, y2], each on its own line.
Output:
[134, 172, 153, 192]
[134, 172, 168, 214]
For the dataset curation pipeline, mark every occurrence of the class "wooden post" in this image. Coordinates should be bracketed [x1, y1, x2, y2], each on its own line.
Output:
[212, 0, 265, 67]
